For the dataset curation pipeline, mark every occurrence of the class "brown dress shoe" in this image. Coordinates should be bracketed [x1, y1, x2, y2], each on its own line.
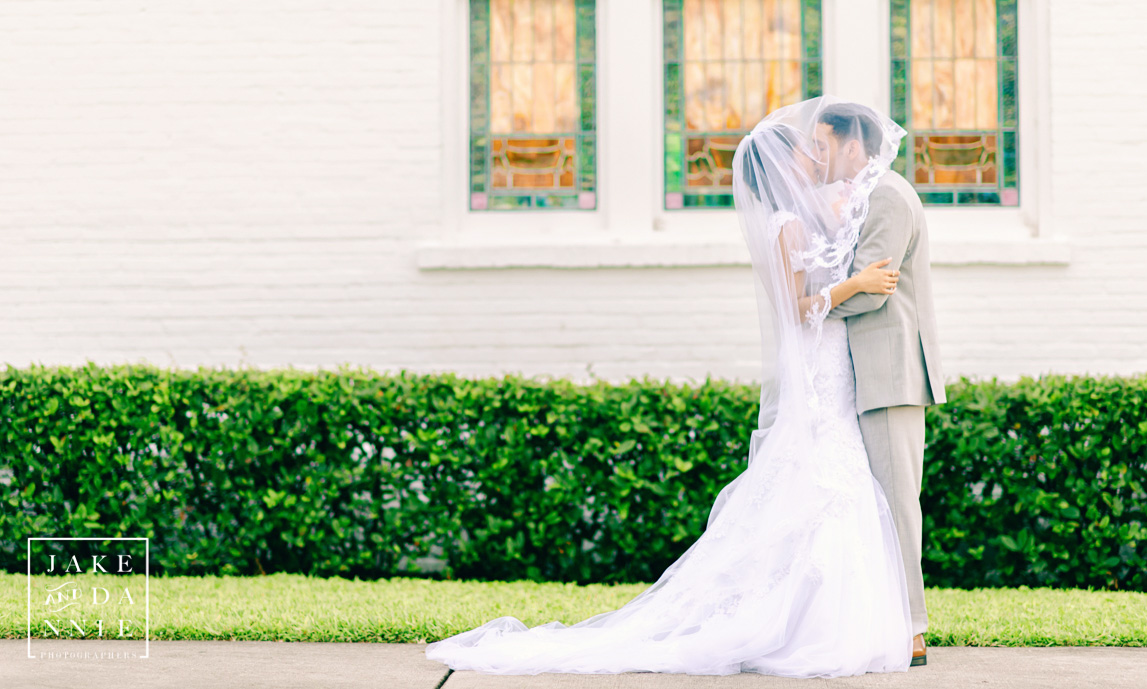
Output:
[910, 633, 927, 667]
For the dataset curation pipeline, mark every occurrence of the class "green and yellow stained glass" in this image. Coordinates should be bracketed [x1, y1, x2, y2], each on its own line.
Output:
[891, 0, 1019, 205]
[662, 0, 823, 210]
[469, 0, 597, 211]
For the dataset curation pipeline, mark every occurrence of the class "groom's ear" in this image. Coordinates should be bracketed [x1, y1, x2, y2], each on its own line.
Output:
[845, 138, 863, 162]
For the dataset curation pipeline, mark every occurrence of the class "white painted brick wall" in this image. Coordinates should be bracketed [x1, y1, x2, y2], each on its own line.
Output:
[1, 1, 1144, 386]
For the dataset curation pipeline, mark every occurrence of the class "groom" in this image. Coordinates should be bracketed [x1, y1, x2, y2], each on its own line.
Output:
[814, 103, 946, 668]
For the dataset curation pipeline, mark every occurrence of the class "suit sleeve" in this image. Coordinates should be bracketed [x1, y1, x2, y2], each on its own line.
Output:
[828, 186, 914, 319]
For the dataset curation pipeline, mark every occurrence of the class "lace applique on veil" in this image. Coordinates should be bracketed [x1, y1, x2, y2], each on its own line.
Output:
[424, 96, 915, 680]
[770, 211, 802, 273]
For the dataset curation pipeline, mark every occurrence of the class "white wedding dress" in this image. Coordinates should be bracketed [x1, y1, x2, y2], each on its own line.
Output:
[424, 307, 915, 677]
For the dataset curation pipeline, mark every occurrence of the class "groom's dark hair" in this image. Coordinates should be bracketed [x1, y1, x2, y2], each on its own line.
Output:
[817, 103, 883, 158]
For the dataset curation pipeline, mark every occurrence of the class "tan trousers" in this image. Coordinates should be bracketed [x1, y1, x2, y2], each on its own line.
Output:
[857, 404, 929, 637]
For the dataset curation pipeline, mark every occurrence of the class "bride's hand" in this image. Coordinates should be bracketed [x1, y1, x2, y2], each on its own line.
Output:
[855, 258, 899, 295]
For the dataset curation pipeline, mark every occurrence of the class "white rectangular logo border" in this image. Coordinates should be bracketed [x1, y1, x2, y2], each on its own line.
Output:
[26, 537, 150, 659]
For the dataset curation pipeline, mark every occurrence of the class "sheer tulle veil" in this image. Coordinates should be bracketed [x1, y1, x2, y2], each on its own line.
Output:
[710, 96, 907, 528]
[423, 97, 913, 677]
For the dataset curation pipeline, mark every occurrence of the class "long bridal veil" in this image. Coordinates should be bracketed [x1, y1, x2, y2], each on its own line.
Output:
[425, 96, 913, 678]
[714, 95, 906, 523]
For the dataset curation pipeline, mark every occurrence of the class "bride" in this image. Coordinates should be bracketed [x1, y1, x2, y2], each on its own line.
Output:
[424, 96, 915, 678]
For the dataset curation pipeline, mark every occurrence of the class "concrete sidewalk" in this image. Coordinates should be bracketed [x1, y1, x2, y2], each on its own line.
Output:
[2, 640, 1144, 689]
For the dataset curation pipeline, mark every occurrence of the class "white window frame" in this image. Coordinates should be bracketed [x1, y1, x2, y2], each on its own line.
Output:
[419, 0, 1067, 270]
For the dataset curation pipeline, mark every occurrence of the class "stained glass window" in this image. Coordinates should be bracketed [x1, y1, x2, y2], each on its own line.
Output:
[662, 0, 822, 210]
[890, 0, 1018, 206]
[469, 0, 597, 211]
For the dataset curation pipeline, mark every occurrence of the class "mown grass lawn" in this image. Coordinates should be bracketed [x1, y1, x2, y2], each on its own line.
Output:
[2, 572, 1143, 646]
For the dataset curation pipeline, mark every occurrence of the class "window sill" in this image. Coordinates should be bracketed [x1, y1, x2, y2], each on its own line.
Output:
[929, 238, 1071, 266]
[416, 235, 748, 270]
[416, 235, 1072, 270]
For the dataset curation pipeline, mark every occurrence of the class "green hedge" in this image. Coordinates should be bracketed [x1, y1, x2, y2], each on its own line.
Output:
[1, 363, 1143, 591]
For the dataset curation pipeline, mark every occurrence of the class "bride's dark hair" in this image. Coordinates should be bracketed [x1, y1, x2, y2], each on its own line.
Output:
[739, 123, 805, 212]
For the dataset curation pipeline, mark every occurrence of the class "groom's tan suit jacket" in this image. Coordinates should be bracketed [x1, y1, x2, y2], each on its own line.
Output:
[828, 169, 946, 413]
